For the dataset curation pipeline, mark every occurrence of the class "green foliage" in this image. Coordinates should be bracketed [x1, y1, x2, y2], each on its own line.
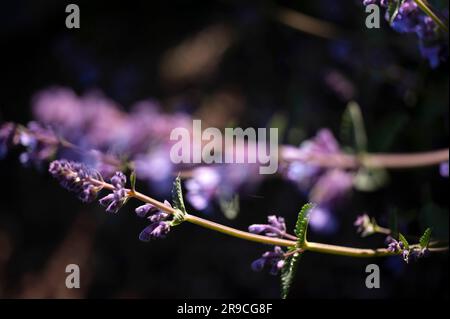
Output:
[281, 251, 301, 299]
[130, 170, 137, 192]
[295, 203, 314, 246]
[340, 101, 368, 153]
[398, 233, 410, 250]
[419, 228, 432, 249]
[281, 203, 314, 299]
[170, 175, 187, 226]
[172, 175, 187, 214]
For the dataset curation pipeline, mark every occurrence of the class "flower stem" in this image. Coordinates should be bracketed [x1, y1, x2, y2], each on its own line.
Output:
[413, 0, 449, 33]
[90, 178, 448, 258]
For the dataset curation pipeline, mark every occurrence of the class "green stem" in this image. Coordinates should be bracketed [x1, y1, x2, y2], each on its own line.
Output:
[414, 0, 449, 33]
[91, 178, 448, 258]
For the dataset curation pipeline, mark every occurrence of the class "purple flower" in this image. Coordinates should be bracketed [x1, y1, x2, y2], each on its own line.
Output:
[136, 200, 172, 241]
[308, 206, 338, 235]
[49, 159, 101, 203]
[185, 167, 221, 210]
[309, 169, 353, 206]
[251, 246, 285, 275]
[440, 162, 449, 177]
[385, 236, 404, 252]
[249, 215, 287, 238]
[139, 221, 171, 241]
[18, 122, 59, 167]
[99, 171, 128, 214]
[0, 122, 18, 158]
[363, 0, 448, 67]
[354, 213, 376, 237]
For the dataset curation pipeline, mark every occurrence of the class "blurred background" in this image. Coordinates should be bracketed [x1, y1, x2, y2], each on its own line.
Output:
[0, 0, 448, 298]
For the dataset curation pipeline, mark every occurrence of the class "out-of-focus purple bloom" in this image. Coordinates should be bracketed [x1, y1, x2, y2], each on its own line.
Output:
[308, 206, 338, 235]
[18, 122, 59, 167]
[0, 122, 18, 158]
[248, 215, 287, 238]
[324, 70, 356, 102]
[185, 167, 221, 210]
[363, 0, 448, 67]
[99, 171, 128, 214]
[440, 161, 449, 177]
[354, 213, 376, 237]
[251, 246, 285, 275]
[49, 159, 101, 203]
[309, 169, 353, 206]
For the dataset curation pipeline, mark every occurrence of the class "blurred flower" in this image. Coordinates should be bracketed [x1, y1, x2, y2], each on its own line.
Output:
[185, 167, 221, 210]
[309, 169, 353, 207]
[354, 213, 376, 237]
[308, 206, 338, 235]
[0, 122, 17, 158]
[18, 122, 59, 167]
[440, 161, 449, 177]
[248, 215, 287, 238]
[363, 0, 448, 68]
[49, 159, 101, 203]
[251, 246, 285, 275]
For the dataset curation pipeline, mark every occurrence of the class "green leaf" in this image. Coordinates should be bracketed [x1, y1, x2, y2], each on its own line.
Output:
[295, 203, 315, 246]
[130, 171, 137, 192]
[398, 233, 409, 250]
[419, 228, 432, 249]
[281, 251, 302, 299]
[280, 203, 314, 299]
[388, 0, 405, 25]
[340, 101, 368, 153]
[172, 175, 187, 214]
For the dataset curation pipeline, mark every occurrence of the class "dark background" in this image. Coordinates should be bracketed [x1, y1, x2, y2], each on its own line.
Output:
[0, 0, 448, 298]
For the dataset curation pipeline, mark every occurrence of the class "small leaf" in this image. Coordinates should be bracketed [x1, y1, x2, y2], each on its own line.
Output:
[398, 233, 409, 250]
[280, 203, 314, 299]
[419, 228, 432, 249]
[388, 0, 404, 25]
[170, 208, 187, 227]
[340, 101, 368, 153]
[281, 251, 301, 299]
[130, 171, 137, 192]
[172, 175, 187, 214]
[295, 203, 315, 247]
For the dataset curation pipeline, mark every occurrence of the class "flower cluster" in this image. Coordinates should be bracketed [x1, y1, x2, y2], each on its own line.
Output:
[385, 236, 429, 263]
[354, 213, 377, 237]
[251, 246, 286, 275]
[363, 0, 448, 68]
[249, 215, 287, 238]
[282, 129, 353, 234]
[135, 201, 172, 240]
[99, 172, 128, 214]
[48, 159, 101, 203]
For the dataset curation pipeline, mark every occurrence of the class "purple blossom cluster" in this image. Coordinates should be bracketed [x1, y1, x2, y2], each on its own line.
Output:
[385, 236, 429, 263]
[251, 246, 286, 275]
[363, 0, 449, 68]
[135, 201, 172, 240]
[248, 215, 287, 238]
[282, 129, 354, 234]
[48, 159, 101, 203]
[99, 172, 128, 214]
[31, 87, 190, 180]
